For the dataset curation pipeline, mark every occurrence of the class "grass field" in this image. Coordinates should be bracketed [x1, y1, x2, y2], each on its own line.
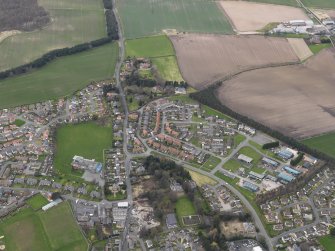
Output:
[27, 194, 49, 211]
[234, 134, 246, 147]
[125, 35, 183, 81]
[13, 119, 25, 127]
[176, 196, 196, 219]
[238, 147, 262, 164]
[302, 0, 335, 8]
[0, 0, 106, 71]
[0, 202, 87, 251]
[250, 166, 266, 174]
[309, 44, 332, 54]
[188, 170, 218, 186]
[0, 42, 118, 109]
[202, 156, 221, 171]
[54, 122, 113, 178]
[302, 132, 335, 159]
[223, 159, 241, 172]
[248, 0, 298, 6]
[319, 235, 335, 251]
[117, 0, 233, 39]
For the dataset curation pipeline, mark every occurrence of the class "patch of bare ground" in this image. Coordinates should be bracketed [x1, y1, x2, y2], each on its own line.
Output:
[170, 34, 299, 89]
[287, 38, 313, 61]
[217, 48, 335, 139]
[220, 1, 310, 32]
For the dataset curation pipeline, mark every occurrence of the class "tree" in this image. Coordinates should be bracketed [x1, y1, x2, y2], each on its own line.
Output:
[330, 227, 335, 237]
[51, 192, 61, 200]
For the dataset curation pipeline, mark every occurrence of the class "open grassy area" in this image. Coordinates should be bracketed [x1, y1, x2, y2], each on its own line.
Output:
[117, 0, 233, 39]
[202, 105, 233, 121]
[201, 156, 221, 171]
[0, 0, 106, 71]
[125, 35, 183, 81]
[302, 0, 335, 8]
[54, 122, 113, 178]
[176, 196, 196, 218]
[238, 146, 262, 163]
[319, 235, 335, 251]
[38, 202, 87, 250]
[234, 134, 246, 147]
[309, 44, 332, 54]
[302, 133, 335, 159]
[223, 159, 241, 172]
[188, 169, 218, 186]
[13, 119, 25, 127]
[0, 202, 87, 251]
[248, 0, 298, 6]
[0, 43, 118, 109]
[27, 194, 49, 211]
[250, 166, 267, 174]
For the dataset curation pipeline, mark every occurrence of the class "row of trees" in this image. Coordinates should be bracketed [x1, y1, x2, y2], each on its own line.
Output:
[262, 141, 279, 150]
[190, 84, 335, 202]
[290, 153, 304, 166]
[0, 0, 119, 81]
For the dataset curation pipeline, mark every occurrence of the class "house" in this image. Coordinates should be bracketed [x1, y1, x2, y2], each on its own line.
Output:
[166, 213, 178, 229]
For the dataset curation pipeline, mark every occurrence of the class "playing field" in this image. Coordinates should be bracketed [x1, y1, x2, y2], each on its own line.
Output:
[0, 202, 87, 251]
[302, 0, 335, 8]
[125, 35, 183, 81]
[117, 0, 233, 39]
[54, 122, 113, 177]
[0, 42, 118, 109]
[176, 196, 196, 218]
[0, 0, 106, 71]
[302, 132, 335, 159]
[27, 194, 49, 211]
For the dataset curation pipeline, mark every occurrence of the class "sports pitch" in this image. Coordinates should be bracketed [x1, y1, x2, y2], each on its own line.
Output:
[54, 122, 113, 178]
[0, 42, 118, 109]
[0, 0, 106, 71]
[117, 0, 233, 39]
[0, 202, 87, 251]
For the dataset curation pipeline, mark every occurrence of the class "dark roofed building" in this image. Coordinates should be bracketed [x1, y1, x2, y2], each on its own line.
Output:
[166, 213, 178, 229]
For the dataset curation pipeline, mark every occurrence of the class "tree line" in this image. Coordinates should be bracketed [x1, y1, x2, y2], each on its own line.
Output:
[0, 0, 119, 81]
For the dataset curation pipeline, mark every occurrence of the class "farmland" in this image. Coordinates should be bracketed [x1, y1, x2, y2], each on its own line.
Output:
[125, 35, 183, 81]
[302, 132, 335, 159]
[287, 38, 313, 61]
[0, 42, 118, 109]
[0, 0, 106, 71]
[247, 0, 298, 6]
[54, 122, 113, 178]
[302, 0, 335, 8]
[220, 1, 309, 32]
[117, 0, 233, 39]
[217, 48, 335, 138]
[170, 34, 299, 89]
[0, 202, 87, 251]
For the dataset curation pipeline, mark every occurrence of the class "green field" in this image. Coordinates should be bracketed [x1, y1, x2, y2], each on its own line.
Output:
[13, 119, 25, 127]
[0, 202, 87, 251]
[239, 147, 262, 163]
[176, 196, 196, 218]
[201, 156, 221, 171]
[247, 0, 298, 6]
[54, 122, 113, 177]
[117, 0, 233, 39]
[302, 133, 335, 159]
[27, 194, 49, 211]
[125, 35, 183, 81]
[309, 44, 332, 54]
[223, 159, 241, 172]
[0, 43, 118, 109]
[302, 0, 335, 8]
[0, 0, 106, 71]
[319, 235, 335, 251]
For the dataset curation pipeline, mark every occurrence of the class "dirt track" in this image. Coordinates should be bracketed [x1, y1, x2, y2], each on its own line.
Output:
[170, 34, 299, 89]
[220, 1, 309, 32]
[217, 49, 335, 139]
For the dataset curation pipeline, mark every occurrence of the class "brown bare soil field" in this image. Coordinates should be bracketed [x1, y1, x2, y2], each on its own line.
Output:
[326, 10, 335, 19]
[220, 1, 309, 32]
[287, 38, 313, 61]
[217, 48, 335, 139]
[170, 34, 299, 89]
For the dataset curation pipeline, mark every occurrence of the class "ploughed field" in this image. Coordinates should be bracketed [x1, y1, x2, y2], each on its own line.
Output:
[170, 34, 300, 89]
[217, 48, 335, 139]
[0, 0, 106, 71]
[117, 0, 233, 39]
[220, 1, 309, 32]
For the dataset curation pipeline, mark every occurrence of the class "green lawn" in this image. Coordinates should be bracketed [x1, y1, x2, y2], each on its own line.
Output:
[27, 194, 49, 211]
[54, 122, 113, 178]
[13, 119, 26, 127]
[319, 235, 335, 251]
[247, 0, 298, 6]
[309, 44, 332, 54]
[234, 134, 246, 147]
[248, 140, 283, 161]
[223, 159, 241, 172]
[302, 132, 335, 159]
[201, 156, 221, 171]
[203, 105, 232, 121]
[0, 42, 118, 109]
[250, 166, 267, 174]
[0, 0, 106, 71]
[0, 202, 87, 251]
[125, 35, 183, 81]
[117, 0, 233, 39]
[176, 196, 196, 218]
[302, 0, 335, 8]
[238, 147, 262, 163]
